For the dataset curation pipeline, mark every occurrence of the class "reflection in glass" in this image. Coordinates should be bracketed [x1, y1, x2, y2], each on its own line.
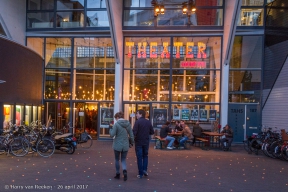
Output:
[57, 0, 84, 10]
[229, 70, 261, 103]
[27, 12, 54, 28]
[56, 11, 84, 27]
[241, 0, 264, 6]
[74, 38, 114, 68]
[230, 36, 262, 69]
[27, 38, 44, 58]
[87, 11, 109, 27]
[87, 0, 106, 8]
[123, 10, 154, 26]
[28, 0, 54, 10]
[46, 38, 72, 68]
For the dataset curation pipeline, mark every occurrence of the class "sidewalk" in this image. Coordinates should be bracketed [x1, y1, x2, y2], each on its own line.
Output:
[0, 140, 287, 192]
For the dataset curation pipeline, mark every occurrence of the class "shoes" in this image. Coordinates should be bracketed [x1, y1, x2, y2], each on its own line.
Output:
[172, 146, 176, 149]
[179, 147, 184, 149]
[123, 170, 127, 181]
[114, 173, 120, 179]
[137, 175, 143, 179]
[167, 147, 173, 150]
[143, 171, 148, 177]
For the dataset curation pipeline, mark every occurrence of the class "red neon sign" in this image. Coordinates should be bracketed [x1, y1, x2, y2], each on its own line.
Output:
[180, 61, 206, 68]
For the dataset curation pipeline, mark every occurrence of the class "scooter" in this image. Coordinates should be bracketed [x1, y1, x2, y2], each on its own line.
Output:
[53, 133, 77, 154]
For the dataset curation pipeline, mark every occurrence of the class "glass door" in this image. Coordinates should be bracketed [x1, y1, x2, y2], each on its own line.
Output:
[123, 103, 151, 128]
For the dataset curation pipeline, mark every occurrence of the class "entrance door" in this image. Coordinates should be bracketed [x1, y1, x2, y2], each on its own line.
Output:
[228, 104, 261, 143]
[123, 103, 151, 127]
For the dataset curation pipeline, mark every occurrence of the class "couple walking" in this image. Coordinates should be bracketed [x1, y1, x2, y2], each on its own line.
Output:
[109, 110, 154, 181]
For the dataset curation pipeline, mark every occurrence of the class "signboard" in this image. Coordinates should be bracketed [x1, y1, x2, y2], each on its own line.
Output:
[153, 109, 168, 128]
[100, 107, 114, 128]
[180, 61, 206, 68]
[173, 108, 181, 120]
[191, 109, 199, 120]
[181, 109, 190, 120]
[200, 109, 207, 121]
[209, 110, 216, 120]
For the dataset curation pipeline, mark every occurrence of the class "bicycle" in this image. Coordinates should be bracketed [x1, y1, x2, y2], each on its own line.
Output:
[0, 130, 30, 157]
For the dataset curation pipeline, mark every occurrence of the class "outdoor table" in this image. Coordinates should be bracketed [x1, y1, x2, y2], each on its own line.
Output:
[202, 132, 224, 149]
[168, 132, 183, 148]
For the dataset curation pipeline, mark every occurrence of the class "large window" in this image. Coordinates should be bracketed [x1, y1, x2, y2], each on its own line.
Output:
[123, 0, 224, 27]
[27, 0, 109, 29]
[229, 36, 263, 103]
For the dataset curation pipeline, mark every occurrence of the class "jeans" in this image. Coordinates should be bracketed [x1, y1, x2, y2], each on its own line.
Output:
[179, 136, 188, 147]
[166, 136, 175, 147]
[220, 137, 233, 148]
[114, 150, 128, 174]
[135, 145, 149, 176]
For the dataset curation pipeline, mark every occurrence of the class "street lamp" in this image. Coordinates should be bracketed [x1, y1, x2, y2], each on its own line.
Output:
[0, 80, 6, 83]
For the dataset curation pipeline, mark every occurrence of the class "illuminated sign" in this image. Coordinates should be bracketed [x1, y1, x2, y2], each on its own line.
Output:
[126, 42, 134, 58]
[125, 41, 207, 59]
[150, 42, 157, 58]
[161, 42, 170, 58]
[180, 61, 206, 68]
[137, 42, 147, 58]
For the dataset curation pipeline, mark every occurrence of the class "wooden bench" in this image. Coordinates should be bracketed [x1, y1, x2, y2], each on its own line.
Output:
[154, 136, 166, 149]
[195, 137, 209, 150]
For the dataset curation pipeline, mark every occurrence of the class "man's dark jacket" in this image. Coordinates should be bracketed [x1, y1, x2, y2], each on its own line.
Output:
[133, 117, 154, 146]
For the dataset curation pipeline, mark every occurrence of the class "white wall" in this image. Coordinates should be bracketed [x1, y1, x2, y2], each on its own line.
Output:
[262, 58, 288, 131]
[0, 0, 26, 45]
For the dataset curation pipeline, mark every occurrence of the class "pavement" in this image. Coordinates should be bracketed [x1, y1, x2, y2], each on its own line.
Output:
[0, 140, 287, 192]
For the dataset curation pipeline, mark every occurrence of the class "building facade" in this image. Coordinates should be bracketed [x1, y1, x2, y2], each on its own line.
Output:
[1, 0, 286, 143]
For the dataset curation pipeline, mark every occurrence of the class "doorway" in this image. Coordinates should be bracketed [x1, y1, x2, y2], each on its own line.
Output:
[228, 104, 261, 143]
[123, 103, 151, 127]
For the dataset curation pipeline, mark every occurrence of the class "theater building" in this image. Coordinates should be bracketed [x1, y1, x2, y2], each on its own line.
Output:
[0, 0, 287, 143]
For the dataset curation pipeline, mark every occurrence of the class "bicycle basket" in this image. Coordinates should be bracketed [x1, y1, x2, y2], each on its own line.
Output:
[80, 132, 89, 142]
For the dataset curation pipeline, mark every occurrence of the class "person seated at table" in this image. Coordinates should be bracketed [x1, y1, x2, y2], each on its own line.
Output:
[174, 120, 183, 132]
[192, 121, 203, 145]
[220, 124, 233, 151]
[160, 121, 175, 150]
[179, 125, 193, 149]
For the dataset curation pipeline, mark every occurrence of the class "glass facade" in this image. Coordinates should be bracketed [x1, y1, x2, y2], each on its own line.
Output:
[27, 0, 109, 29]
[123, 0, 224, 27]
[28, 36, 114, 138]
[229, 36, 262, 103]
[124, 36, 221, 125]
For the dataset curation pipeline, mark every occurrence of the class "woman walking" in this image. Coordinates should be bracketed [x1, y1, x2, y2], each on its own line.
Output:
[109, 112, 134, 181]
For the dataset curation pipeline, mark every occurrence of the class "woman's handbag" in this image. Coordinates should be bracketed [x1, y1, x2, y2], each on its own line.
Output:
[124, 127, 133, 148]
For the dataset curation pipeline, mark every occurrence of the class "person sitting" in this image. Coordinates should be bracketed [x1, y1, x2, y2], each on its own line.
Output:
[174, 120, 183, 132]
[192, 121, 203, 145]
[179, 125, 192, 149]
[220, 124, 233, 151]
[160, 121, 175, 150]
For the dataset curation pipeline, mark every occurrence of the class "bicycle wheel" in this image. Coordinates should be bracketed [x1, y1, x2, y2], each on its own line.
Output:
[10, 137, 30, 157]
[36, 139, 55, 157]
[0, 136, 6, 155]
[270, 141, 282, 159]
[250, 138, 262, 154]
[243, 140, 251, 153]
[281, 145, 288, 161]
[80, 136, 93, 149]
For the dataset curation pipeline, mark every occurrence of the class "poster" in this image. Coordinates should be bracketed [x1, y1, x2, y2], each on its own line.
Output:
[190, 109, 199, 120]
[153, 109, 167, 128]
[209, 110, 217, 120]
[200, 109, 207, 121]
[173, 108, 181, 120]
[181, 109, 190, 120]
[100, 107, 114, 128]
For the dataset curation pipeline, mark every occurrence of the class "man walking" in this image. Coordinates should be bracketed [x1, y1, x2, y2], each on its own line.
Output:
[133, 109, 154, 178]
